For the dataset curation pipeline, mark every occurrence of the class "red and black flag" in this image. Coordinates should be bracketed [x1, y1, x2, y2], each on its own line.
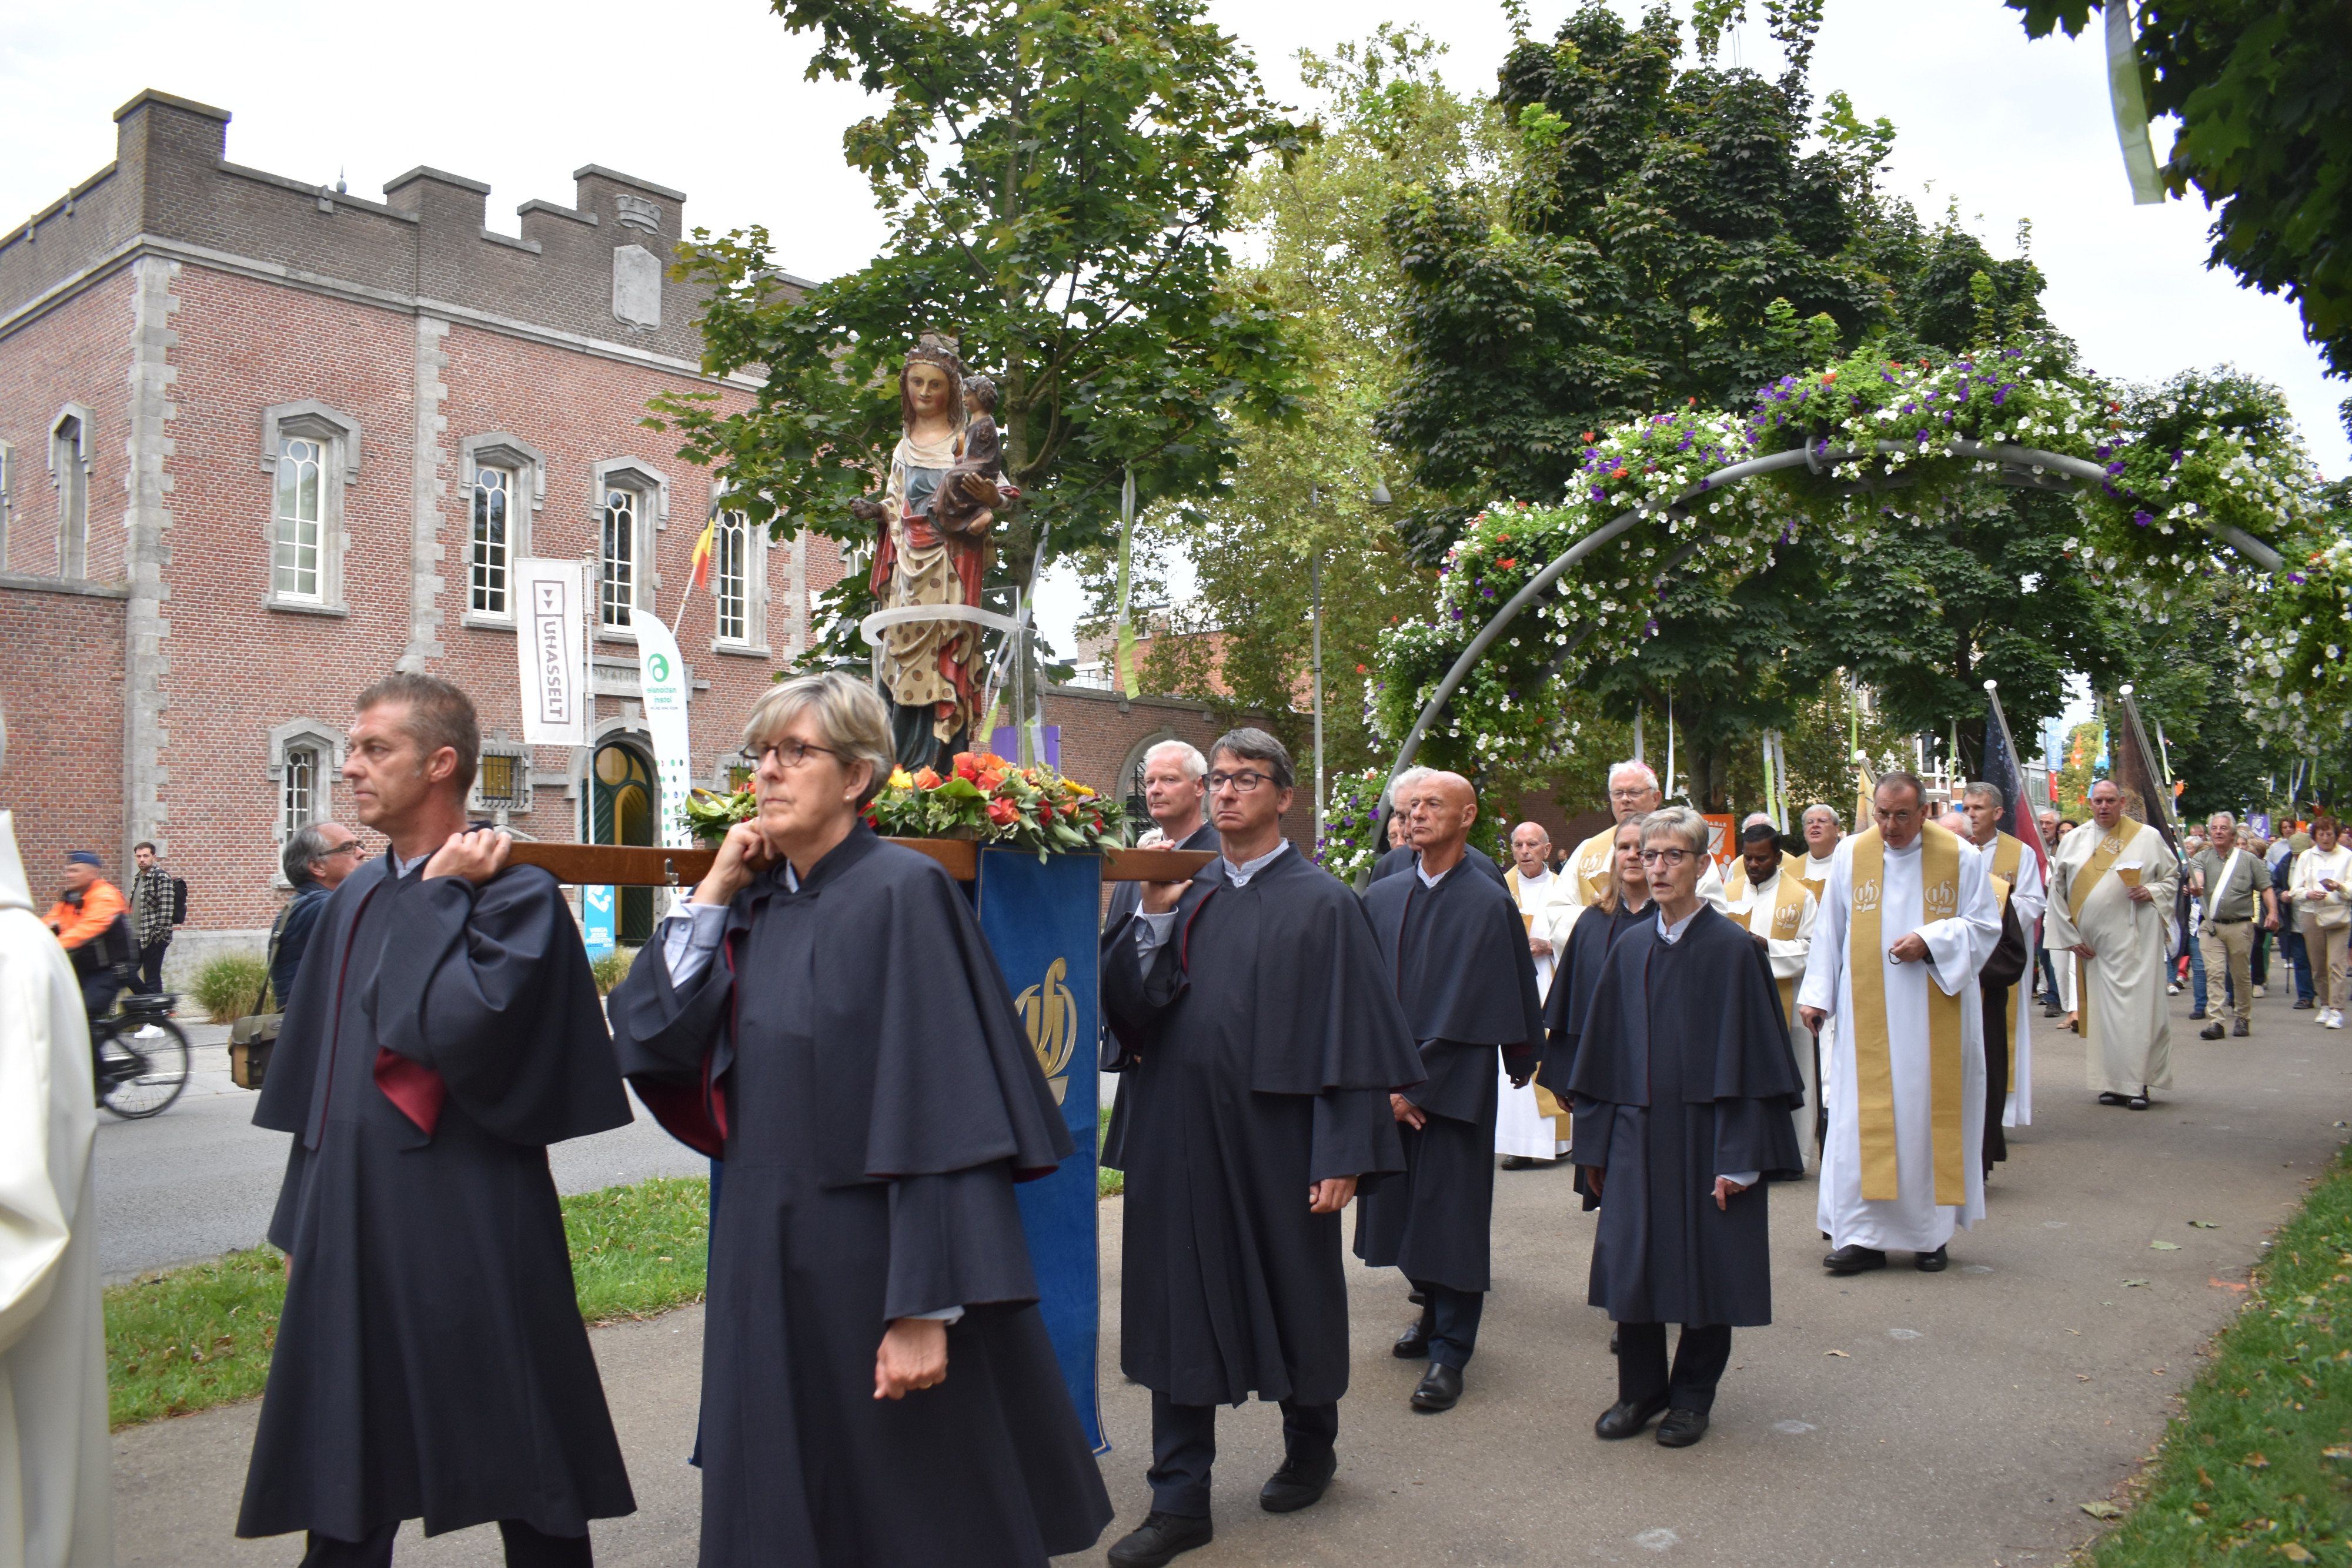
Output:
[1981, 682, 2050, 884]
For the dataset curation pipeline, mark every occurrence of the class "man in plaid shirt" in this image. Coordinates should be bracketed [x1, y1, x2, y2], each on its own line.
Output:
[127, 841, 174, 994]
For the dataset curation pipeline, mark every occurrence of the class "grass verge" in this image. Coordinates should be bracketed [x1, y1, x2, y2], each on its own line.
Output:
[2084, 1145, 2352, 1564]
[1098, 1101, 1122, 1198]
[105, 1175, 710, 1430]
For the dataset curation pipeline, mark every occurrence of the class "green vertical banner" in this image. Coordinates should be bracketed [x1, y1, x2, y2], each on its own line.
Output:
[974, 847, 1105, 1453]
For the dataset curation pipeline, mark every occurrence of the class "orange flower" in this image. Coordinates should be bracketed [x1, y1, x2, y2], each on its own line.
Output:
[913, 767, 941, 790]
[952, 753, 981, 783]
[1610, 466, 1629, 480]
[1496, 558, 1518, 570]
[1823, 371, 1838, 383]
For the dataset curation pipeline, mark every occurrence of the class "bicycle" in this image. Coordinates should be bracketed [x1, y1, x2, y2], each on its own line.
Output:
[95, 992, 192, 1119]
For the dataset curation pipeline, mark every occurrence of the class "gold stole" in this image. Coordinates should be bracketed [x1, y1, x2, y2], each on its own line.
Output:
[1800, 858, 1830, 903]
[1991, 834, 2024, 908]
[2063, 827, 2131, 1048]
[1575, 827, 1616, 903]
[1848, 823, 1966, 1205]
[1758, 872, 1808, 1022]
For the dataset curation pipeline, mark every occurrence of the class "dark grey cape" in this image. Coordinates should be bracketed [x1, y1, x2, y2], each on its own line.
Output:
[1566, 905, 1805, 1329]
[240, 854, 635, 1544]
[1367, 841, 1511, 886]
[1979, 893, 2030, 1169]
[1101, 847, 1422, 1407]
[606, 827, 1110, 1568]
[1353, 862, 1545, 1292]
[1538, 897, 1653, 1092]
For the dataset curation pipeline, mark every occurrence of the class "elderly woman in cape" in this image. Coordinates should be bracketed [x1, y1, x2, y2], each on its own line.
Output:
[607, 671, 1110, 1567]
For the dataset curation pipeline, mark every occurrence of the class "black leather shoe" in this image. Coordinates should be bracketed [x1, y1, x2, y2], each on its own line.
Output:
[1410, 1363, 1464, 1412]
[1608, 1327, 1620, 1356]
[1393, 1319, 1431, 1359]
[2042, 1001, 2063, 1017]
[2097, 1092, 2129, 1106]
[2232, 1019, 2250, 1037]
[1594, 1396, 1668, 1439]
[1915, 1245, 1949, 1272]
[1823, 1244, 1887, 1275]
[2189, 1008, 2208, 1021]
[2126, 1091, 2151, 1110]
[1107, 1512, 1214, 1567]
[1500, 1154, 1536, 1170]
[2296, 997, 2318, 1010]
[1655, 1407, 1710, 1447]
[2200, 1022, 2226, 1040]
[1259, 1452, 1336, 1513]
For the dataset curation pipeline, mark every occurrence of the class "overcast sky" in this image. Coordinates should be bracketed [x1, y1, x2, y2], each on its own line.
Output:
[6, 0, 2343, 664]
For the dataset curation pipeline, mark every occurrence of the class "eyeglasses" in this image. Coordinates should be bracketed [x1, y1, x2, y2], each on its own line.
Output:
[1206, 770, 1274, 794]
[1638, 848, 1694, 866]
[1608, 787, 1655, 803]
[740, 739, 846, 771]
[320, 841, 363, 858]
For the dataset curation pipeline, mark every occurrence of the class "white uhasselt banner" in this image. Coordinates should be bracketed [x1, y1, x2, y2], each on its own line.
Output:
[514, 559, 586, 747]
[632, 613, 695, 852]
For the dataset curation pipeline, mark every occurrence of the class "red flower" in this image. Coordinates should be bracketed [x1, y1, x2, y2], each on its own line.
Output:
[985, 798, 1019, 827]
[1355, 663, 1367, 674]
[952, 753, 981, 783]
[1581, 432, 1595, 443]
[1496, 558, 1518, 570]
[1610, 467, 1629, 480]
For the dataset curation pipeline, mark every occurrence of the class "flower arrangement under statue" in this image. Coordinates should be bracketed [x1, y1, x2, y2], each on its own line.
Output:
[687, 751, 1127, 860]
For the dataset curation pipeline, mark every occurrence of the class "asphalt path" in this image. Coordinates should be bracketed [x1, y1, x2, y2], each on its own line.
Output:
[93, 1024, 711, 1282]
[111, 979, 2349, 1566]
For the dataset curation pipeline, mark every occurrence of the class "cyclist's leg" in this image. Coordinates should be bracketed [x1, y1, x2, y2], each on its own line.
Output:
[83, 974, 123, 1085]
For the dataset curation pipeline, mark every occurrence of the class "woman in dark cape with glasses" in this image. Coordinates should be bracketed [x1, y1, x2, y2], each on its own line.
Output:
[608, 672, 1110, 1567]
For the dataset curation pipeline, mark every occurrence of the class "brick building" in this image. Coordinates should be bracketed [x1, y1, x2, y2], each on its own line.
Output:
[0, 89, 1314, 978]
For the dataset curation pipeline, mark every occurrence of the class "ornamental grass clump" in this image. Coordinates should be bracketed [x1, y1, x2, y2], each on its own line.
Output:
[190, 951, 271, 1022]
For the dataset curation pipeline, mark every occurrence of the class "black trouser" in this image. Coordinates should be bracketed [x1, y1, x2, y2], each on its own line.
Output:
[1408, 1281, 1486, 1369]
[81, 972, 122, 1084]
[1148, 1391, 1337, 1518]
[1616, 1323, 1733, 1415]
[135, 938, 169, 994]
[299, 1520, 592, 1567]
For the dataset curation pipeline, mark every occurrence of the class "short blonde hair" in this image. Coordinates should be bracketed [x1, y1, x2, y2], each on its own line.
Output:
[744, 672, 896, 807]
[1640, 804, 1710, 856]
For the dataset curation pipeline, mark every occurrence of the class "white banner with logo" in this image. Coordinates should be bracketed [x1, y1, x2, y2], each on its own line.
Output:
[633, 614, 696, 851]
[514, 559, 586, 747]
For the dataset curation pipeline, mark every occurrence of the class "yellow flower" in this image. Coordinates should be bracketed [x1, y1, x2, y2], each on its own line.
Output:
[888, 767, 914, 791]
[1067, 781, 1096, 797]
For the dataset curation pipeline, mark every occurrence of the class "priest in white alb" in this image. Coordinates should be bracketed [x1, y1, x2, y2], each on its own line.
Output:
[1726, 820, 1820, 1171]
[0, 706, 112, 1568]
[1798, 805, 1841, 901]
[1498, 821, 1572, 1165]
[1958, 781, 2046, 1131]
[1798, 772, 2002, 1275]
[1560, 761, 1726, 911]
[2042, 779, 2177, 1109]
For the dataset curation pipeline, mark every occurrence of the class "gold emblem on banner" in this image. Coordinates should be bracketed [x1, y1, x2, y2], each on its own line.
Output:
[1854, 875, 1881, 914]
[1925, 879, 1957, 920]
[1017, 956, 1079, 1105]
[1773, 902, 1802, 935]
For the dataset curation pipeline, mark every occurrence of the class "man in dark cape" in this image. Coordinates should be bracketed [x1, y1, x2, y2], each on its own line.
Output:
[607, 815, 1111, 1567]
[1368, 839, 1509, 887]
[240, 674, 634, 1566]
[1355, 771, 1543, 1413]
[1100, 729, 1421, 1568]
[1568, 807, 1805, 1450]
[1103, 740, 1217, 931]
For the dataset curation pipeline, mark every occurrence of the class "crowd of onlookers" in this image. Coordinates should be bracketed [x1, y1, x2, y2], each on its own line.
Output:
[2023, 804, 2351, 1036]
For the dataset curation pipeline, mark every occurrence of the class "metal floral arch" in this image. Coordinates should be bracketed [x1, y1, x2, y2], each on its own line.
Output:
[1374, 437, 2286, 818]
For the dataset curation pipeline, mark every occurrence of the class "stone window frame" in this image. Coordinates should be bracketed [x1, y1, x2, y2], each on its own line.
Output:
[48, 404, 95, 580]
[590, 458, 669, 643]
[259, 400, 363, 616]
[267, 717, 347, 885]
[709, 494, 771, 656]
[457, 433, 547, 630]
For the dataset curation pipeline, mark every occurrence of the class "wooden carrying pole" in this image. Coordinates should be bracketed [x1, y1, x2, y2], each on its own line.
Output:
[506, 840, 1215, 886]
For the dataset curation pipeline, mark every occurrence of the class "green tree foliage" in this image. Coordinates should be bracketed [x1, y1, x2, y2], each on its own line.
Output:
[1376, 1, 1889, 562]
[652, 0, 1310, 663]
[2007, 0, 2352, 378]
[1073, 29, 1488, 778]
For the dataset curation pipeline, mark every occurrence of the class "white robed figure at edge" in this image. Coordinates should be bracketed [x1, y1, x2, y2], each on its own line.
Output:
[0, 703, 113, 1568]
[1799, 772, 2002, 1268]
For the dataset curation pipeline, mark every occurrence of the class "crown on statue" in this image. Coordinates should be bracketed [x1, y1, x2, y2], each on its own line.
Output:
[906, 333, 966, 379]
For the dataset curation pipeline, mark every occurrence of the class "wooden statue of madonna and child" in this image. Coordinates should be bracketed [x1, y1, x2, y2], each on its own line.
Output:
[849, 336, 1018, 770]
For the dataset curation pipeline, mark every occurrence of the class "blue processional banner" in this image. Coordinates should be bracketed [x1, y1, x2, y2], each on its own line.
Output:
[973, 847, 1106, 1454]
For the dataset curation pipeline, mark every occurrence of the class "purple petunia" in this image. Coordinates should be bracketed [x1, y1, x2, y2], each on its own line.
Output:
[2132, 510, 2154, 527]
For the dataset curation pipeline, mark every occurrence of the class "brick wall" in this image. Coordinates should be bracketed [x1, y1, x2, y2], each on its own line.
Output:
[0, 272, 132, 579]
[0, 583, 126, 890]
